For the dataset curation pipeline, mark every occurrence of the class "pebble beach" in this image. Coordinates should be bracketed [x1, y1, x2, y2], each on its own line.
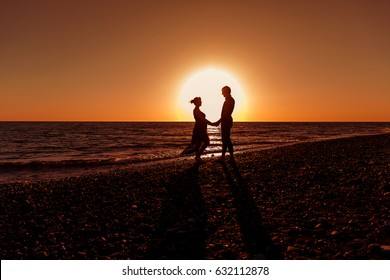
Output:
[1, 133, 389, 260]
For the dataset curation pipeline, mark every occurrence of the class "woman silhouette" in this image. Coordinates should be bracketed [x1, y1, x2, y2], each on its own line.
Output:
[190, 97, 214, 163]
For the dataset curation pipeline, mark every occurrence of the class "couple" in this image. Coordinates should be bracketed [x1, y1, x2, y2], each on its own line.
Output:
[190, 85, 235, 164]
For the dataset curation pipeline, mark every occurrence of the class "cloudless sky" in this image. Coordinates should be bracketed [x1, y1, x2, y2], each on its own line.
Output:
[1, 0, 389, 121]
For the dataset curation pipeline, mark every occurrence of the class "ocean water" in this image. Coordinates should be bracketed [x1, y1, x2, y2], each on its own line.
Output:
[0, 122, 389, 184]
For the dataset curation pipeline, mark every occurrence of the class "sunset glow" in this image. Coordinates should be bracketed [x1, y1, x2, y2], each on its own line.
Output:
[177, 68, 247, 121]
[1, 1, 389, 121]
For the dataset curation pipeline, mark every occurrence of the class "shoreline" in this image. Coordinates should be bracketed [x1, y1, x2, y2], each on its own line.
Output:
[1, 132, 388, 185]
[1, 133, 389, 259]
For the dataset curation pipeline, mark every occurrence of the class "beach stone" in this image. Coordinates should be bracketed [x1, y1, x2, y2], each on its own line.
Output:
[76, 251, 88, 259]
[368, 244, 390, 257]
[367, 244, 381, 254]
[272, 236, 280, 243]
[40, 251, 49, 258]
[378, 245, 390, 257]
[287, 246, 300, 252]
[315, 223, 326, 229]
[379, 245, 390, 254]
[343, 252, 351, 258]
[253, 253, 267, 260]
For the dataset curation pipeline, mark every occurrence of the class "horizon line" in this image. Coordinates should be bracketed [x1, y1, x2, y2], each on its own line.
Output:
[1, 120, 389, 123]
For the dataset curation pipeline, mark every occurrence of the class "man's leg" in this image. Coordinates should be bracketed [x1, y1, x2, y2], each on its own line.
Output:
[225, 127, 234, 160]
[220, 122, 230, 159]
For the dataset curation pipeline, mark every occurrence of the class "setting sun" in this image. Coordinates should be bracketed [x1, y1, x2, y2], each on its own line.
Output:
[1, 1, 389, 122]
[176, 67, 247, 121]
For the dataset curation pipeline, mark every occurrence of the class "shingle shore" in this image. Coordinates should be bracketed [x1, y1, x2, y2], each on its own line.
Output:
[1, 134, 389, 259]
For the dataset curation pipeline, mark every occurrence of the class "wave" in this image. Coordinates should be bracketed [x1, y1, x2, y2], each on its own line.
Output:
[0, 156, 172, 170]
[2, 131, 388, 171]
[1, 122, 389, 177]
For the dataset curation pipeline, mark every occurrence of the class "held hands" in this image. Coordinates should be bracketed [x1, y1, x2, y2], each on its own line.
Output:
[207, 119, 221, 127]
[211, 121, 221, 127]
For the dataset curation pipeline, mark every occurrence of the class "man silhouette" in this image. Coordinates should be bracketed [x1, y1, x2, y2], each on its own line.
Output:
[215, 86, 235, 162]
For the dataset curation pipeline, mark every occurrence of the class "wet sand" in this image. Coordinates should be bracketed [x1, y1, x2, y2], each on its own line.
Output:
[1, 133, 389, 259]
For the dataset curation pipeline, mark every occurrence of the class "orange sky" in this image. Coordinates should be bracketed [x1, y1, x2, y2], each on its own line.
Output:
[1, 0, 389, 121]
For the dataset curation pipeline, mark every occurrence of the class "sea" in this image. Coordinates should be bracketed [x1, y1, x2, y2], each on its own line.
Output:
[1, 122, 389, 184]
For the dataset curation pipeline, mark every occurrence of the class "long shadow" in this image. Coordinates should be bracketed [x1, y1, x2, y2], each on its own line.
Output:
[221, 161, 281, 259]
[145, 163, 207, 259]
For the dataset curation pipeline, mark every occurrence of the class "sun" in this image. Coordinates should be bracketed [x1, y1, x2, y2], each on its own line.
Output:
[177, 67, 247, 121]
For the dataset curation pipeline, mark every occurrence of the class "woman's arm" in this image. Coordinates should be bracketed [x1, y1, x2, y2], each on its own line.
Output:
[194, 109, 213, 125]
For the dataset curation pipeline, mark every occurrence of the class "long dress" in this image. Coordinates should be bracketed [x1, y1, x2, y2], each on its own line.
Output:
[180, 107, 209, 155]
[191, 107, 209, 147]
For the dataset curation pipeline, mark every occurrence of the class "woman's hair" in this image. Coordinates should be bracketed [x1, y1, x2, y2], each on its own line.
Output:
[190, 97, 201, 104]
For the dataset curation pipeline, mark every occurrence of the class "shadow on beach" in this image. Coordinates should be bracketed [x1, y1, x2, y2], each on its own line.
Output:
[145, 163, 207, 259]
[144, 159, 281, 260]
[220, 161, 281, 259]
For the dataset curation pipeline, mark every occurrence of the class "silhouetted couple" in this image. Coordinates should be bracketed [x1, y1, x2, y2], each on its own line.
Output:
[190, 86, 235, 164]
